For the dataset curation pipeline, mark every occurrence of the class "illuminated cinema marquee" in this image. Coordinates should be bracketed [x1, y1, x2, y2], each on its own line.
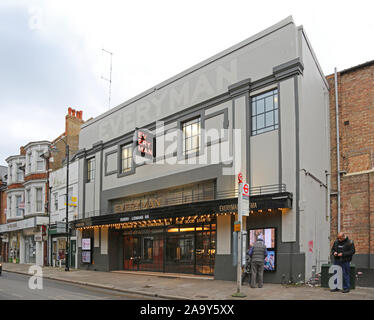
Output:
[134, 128, 156, 160]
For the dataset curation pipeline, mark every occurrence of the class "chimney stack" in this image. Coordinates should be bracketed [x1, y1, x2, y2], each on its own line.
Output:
[68, 107, 83, 120]
[20, 146, 26, 156]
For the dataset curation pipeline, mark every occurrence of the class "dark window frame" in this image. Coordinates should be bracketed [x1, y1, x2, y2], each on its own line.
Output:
[251, 89, 279, 136]
[87, 157, 96, 183]
[177, 110, 205, 160]
[117, 140, 136, 178]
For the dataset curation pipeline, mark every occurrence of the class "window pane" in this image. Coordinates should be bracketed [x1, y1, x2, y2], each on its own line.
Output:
[256, 99, 264, 114]
[251, 101, 256, 116]
[185, 138, 191, 152]
[185, 124, 191, 137]
[265, 96, 273, 112]
[191, 122, 199, 136]
[122, 147, 128, 159]
[252, 117, 257, 131]
[191, 137, 199, 151]
[266, 111, 274, 127]
[257, 114, 264, 129]
[274, 95, 278, 110]
[274, 109, 279, 125]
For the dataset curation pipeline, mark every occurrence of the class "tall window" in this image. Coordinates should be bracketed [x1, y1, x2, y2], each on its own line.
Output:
[17, 165, 23, 182]
[36, 188, 43, 212]
[26, 189, 31, 213]
[27, 152, 32, 172]
[8, 196, 11, 217]
[53, 192, 58, 212]
[182, 117, 201, 155]
[87, 158, 95, 182]
[121, 144, 133, 173]
[9, 164, 12, 182]
[36, 151, 44, 171]
[16, 195, 22, 217]
[251, 89, 279, 136]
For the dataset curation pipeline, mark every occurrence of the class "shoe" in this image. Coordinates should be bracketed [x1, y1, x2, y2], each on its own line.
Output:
[258, 286, 263, 288]
[330, 288, 339, 292]
[342, 289, 350, 293]
[250, 286, 256, 288]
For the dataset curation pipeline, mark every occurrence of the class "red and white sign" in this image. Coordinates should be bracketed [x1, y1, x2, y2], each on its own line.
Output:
[242, 183, 249, 197]
[135, 128, 155, 160]
[238, 181, 250, 217]
[238, 173, 243, 184]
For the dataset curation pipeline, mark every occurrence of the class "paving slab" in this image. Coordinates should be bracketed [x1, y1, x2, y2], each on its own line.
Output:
[2, 263, 374, 300]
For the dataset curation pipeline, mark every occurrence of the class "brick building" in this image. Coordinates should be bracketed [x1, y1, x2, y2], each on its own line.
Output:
[51, 108, 84, 170]
[0, 108, 85, 265]
[327, 60, 374, 269]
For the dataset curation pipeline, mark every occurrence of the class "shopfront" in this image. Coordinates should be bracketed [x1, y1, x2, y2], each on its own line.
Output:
[8, 232, 20, 263]
[48, 225, 77, 269]
[76, 190, 293, 280]
[0, 216, 48, 265]
[122, 217, 216, 275]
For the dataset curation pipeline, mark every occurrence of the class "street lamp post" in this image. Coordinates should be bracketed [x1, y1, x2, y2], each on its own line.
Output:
[65, 143, 70, 272]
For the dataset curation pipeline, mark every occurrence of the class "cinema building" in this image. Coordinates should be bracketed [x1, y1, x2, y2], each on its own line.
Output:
[73, 17, 331, 283]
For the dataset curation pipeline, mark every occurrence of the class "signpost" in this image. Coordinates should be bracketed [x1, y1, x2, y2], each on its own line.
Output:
[232, 173, 249, 298]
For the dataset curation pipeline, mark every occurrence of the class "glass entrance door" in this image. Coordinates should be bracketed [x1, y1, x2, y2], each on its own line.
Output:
[165, 232, 195, 274]
[123, 235, 141, 270]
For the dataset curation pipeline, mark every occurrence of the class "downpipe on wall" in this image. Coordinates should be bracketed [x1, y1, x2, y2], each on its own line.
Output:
[334, 67, 341, 233]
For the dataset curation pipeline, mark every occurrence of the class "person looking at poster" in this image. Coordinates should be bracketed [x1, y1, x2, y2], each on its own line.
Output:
[248, 234, 268, 288]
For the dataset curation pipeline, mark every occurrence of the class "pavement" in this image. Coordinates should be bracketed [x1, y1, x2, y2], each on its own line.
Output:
[2, 263, 374, 300]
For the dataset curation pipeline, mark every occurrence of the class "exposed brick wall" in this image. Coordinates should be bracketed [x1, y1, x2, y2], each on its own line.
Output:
[24, 173, 48, 182]
[50, 111, 84, 171]
[328, 62, 374, 258]
[7, 183, 24, 190]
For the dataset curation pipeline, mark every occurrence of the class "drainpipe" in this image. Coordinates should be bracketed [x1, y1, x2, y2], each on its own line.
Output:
[325, 171, 331, 222]
[368, 173, 371, 269]
[334, 68, 341, 233]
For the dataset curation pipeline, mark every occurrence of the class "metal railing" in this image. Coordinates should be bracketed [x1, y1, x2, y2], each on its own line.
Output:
[78, 183, 287, 218]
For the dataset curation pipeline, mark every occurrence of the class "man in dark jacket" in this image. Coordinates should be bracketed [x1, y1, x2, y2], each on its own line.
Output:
[331, 232, 355, 293]
[249, 234, 268, 288]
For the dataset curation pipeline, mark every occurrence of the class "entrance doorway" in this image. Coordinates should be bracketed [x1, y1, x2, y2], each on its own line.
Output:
[70, 240, 76, 268]
[122, 219, 216, 275]
[123, 234, 163, 272]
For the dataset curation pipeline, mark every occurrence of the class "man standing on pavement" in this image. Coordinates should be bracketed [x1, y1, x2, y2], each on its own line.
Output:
[331, 232, 355, 293]
[249, 234, 268, 288]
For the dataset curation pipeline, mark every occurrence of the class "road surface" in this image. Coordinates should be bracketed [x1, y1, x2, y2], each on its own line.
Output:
[0, 271, 157, 300]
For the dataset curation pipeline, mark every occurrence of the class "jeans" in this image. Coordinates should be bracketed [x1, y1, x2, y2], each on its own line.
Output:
[335, 261, 350, 290]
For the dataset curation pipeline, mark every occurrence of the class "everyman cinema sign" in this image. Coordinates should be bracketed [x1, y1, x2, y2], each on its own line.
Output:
[134, 128, 155, 160]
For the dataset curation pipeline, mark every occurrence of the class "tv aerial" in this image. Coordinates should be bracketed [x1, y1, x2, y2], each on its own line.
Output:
[101, 48, 113, 110]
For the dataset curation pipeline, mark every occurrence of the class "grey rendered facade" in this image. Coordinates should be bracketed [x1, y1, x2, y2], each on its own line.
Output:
[74, 17, 330, 283]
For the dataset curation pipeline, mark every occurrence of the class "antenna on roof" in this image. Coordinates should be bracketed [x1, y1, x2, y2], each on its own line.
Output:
[101, 48, 113, 110]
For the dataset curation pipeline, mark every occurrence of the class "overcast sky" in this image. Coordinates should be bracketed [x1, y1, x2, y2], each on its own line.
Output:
[0, 0, 373, 166]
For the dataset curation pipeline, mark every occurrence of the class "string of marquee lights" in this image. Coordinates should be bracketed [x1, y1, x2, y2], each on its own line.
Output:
[75, 208, 284, 231]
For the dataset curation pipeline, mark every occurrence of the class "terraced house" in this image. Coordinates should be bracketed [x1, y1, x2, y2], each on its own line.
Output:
[73, 16, 331, 283]
[0, 109, 85, 266]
